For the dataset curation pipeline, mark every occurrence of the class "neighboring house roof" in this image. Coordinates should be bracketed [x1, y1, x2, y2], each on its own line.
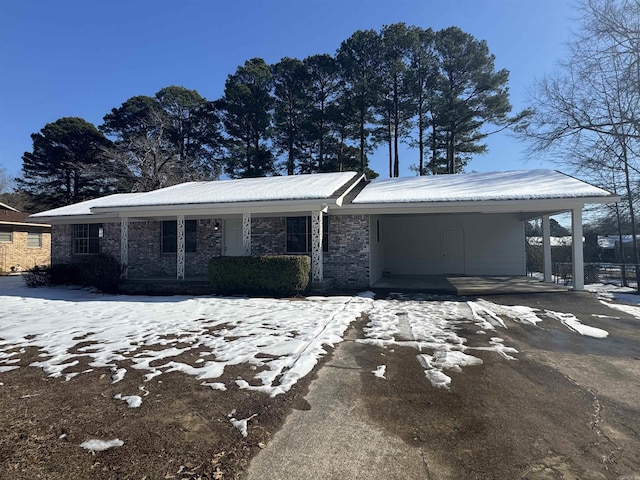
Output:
[0, 202, 20, 212]
[29, 170, 618, 224]
[526, 236, 578, 247]
[352, 170, 612, 204]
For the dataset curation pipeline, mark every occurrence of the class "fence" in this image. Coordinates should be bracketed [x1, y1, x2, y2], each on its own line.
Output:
[551, 262, 639, 288]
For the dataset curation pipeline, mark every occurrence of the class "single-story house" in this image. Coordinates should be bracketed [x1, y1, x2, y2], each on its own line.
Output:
[1, 202, 51, 273]
[30, 170, 617, 291]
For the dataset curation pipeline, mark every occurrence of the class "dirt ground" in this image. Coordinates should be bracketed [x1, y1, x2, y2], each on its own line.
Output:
[2, 291, 640, 480]
[0, 346, 319, 480]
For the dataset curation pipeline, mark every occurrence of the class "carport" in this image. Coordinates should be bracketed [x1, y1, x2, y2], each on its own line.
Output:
[342, 170, 619, 291]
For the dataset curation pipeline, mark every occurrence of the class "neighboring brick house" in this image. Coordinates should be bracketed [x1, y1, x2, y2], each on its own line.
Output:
[0, 202, 51, 273]
[30, 170, 616, 291]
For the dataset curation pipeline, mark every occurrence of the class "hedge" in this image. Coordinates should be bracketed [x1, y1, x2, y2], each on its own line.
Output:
[24, 253, 124, 293]
[208, 255, 311, 296]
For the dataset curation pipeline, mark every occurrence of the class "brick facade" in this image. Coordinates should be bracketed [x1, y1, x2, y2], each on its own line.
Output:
[0, 226, 51, 273]
[251, 214, 370, 289]
[50, 214, 370, 289]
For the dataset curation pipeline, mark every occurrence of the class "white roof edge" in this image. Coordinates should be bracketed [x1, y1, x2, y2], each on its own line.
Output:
[0, 220, 51, 228]
[0, 202, 20, 212]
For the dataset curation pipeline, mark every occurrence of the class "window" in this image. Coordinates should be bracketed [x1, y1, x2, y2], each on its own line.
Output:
[0, 231, 12, 243]
[73, 224, 101, 254]
[27, 232, 42, 248]
[286, 216, 329, 253]
[162, 220, 197, 253]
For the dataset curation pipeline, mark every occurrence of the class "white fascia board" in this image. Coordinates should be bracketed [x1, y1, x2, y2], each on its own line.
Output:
[337, 196, 618, 216]
[27, 214, 119, 225]
[90, 198, 335, 217]
[0, 220, 51, 228]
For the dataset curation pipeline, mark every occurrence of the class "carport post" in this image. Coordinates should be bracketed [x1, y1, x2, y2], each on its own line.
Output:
[571, 208, 584, 290]
[542, 215, 552, 282]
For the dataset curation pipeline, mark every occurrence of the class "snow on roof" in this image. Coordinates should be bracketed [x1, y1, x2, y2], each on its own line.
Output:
[353, 170, 613, 204]
[30, 193, 142, 218]
[92, 172, 360, 209]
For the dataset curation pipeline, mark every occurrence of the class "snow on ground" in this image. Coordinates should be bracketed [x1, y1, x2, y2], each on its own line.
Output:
[359, 293, 609, 388]
[79, 438, 124, 452]
[0, 278, 616, 402]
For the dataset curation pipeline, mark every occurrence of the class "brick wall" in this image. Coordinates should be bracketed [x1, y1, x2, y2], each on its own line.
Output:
[324, 214, 370, 289]
[50, 215, 371, 288]
[0, 227, 51, 272]
[251, 214, 371, 289]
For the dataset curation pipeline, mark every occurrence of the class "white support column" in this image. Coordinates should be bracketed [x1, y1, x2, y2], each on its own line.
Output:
[120, 216, 129, 279]
[177, 215, 185, 280]
[571, 207, 584, 290]
[542, 215, 552, 282]
[311, 210, 323, 283]
[242, 213, 251, 256]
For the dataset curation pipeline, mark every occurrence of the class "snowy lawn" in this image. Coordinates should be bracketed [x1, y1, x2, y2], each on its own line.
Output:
[0, 281, 617, 398]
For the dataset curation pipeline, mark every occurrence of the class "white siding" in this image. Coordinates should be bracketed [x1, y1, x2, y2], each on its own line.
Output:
[369, 215, 384, 284]
[380, 213, 525, 276]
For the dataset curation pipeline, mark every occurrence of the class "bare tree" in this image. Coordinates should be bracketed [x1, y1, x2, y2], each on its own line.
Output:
[522, 0, 640, 285]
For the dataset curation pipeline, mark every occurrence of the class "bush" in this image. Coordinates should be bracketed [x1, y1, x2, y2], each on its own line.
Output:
[208, 255, 310, 296]
[24, 254, 124, 293]
[24, 265, 51, 287]
[77, 253, 124, 293]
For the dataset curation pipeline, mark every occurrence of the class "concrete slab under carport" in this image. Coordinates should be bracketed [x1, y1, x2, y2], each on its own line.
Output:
[371, 274, 569, 296]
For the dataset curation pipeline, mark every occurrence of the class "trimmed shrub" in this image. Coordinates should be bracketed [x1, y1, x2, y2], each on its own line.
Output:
[76, 253, 124, 293]
[24, 254, 124, 293]
[208, 255, 311, 296]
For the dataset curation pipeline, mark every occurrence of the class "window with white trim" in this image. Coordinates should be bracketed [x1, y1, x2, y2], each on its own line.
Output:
[73, 224, 101, 254]
[286, 216, 329, 253]
[27, 232, 42, 248]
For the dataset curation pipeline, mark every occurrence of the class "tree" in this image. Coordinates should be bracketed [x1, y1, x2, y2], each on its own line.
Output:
[220, 58, 275, 178]
[406, 26, 438, 175]
[434, 27, 513, 174]
[337, 30, 383, 173]
[302, 54, 343, 173]
[272, 58, 311, 175]
[377, 23, 417, 177]
[522, 0, 640, 278]
[102, 87, 222, 192]
[0, 165, 10, 194]
[16, 117, 121, 209]
[155, 86, 224, 181]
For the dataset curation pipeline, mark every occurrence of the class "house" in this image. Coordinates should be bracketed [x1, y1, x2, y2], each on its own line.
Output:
[30, 170, 617, 291]
[1, 202, 51, 273]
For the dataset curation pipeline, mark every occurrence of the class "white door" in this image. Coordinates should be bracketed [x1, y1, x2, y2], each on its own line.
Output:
[223, 218, 244, 256]
[442, 229, 465, 274]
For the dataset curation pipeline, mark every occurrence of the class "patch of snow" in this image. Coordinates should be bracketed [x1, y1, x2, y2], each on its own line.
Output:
[114, 394, 142, 408]
[372, 365, 386, 379]
[201, 381, 227, 391]
[80, 438, 124, 452]
[229, 413, 257, 438]
[111, 368, 126, 383]
[543, 310, 609, 338]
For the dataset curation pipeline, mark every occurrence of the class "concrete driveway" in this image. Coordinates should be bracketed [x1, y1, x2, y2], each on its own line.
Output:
[246, 291, 640, 480]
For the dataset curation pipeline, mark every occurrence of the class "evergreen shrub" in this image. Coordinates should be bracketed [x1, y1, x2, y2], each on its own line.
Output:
[208, 255, 310, 296]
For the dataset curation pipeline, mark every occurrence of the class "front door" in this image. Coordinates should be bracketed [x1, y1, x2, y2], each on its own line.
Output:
[442, 229, 465, 274]
[223, 218, 244, 256]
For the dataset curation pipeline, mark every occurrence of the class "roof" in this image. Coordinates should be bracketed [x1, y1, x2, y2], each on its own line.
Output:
[30, 194, 141, 218]
[29, 169, 617, 223]
[94, 171, 360, 209]
[352, 170, 613, 204]
[30, 172, 363, 220]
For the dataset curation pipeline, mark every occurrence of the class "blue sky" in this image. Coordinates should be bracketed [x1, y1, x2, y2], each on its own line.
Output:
[0, 0, 577, 183]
